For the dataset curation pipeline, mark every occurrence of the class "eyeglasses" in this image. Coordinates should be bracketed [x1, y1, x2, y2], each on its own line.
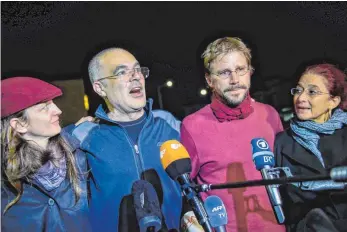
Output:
[97, 67, 150, 82]
[210, 66, 253, 80]
[290, 87, 331, 97]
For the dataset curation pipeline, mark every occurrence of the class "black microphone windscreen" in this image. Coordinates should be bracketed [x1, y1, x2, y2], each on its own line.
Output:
[132, 180, 162, 222]
[165, 158, 191, 180]
[141, 169, 164, 206]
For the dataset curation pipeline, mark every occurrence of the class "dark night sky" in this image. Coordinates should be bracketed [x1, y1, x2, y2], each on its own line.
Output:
[2, 2, 347, 117]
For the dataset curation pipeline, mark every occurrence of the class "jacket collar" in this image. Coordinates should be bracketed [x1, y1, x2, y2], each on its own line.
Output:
[94, 98, 154, 123]
[281, 130, 326, 174]
[60, 126, 80, 152]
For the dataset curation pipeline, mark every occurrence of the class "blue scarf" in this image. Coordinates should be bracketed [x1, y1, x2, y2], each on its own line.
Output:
[34, 157, 67, 191]
[290, 108, 347, 168]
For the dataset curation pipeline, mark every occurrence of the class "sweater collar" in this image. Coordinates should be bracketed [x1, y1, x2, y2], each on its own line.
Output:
[95, 98, 154, 123]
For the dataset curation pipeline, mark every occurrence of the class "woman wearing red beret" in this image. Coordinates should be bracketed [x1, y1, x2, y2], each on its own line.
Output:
[1, 77, 91, 231]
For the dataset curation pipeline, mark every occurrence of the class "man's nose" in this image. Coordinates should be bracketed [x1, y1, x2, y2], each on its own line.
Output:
[129, 69, 142, 81]
[229, 72, 239, 84]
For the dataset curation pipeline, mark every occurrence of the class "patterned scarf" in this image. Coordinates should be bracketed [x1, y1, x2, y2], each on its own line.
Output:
[34, 156, 67, 191]
[210, 92, 254, 122]
[290, 108, 347, 167]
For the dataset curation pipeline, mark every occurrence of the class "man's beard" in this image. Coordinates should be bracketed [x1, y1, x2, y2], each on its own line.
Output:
[218, 84, 249, 108]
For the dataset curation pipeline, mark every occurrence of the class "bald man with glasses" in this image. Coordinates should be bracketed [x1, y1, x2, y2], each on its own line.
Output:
[67, 48, 191, 232]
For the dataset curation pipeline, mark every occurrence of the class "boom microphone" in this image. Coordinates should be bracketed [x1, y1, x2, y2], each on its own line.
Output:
[251, 138, 285, 224]
[160, 140, 213, 232]
[132, 180, 162, 232]
[195, 166, 347, 192]
[204, 196, 228, 232]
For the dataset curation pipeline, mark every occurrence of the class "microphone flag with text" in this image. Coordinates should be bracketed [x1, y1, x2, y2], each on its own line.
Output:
[160, 140, 213, 232]
[132, 180, 162, 232]
[204, 195, 228, 232]
[251, 138, 285, 224]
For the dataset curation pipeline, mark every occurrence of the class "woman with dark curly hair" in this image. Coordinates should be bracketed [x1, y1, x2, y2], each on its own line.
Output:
[274, 64, 347, 232]
[1, 76, 91, 231]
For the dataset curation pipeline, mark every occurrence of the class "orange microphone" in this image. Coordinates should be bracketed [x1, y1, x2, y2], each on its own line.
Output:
[160, 140, 191, 180]
[160, 140, 213, 232]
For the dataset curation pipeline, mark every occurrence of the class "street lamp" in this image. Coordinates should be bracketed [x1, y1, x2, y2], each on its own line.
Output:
[166, 80, 173, 87]
[200, 88, 207, 96]
[157, 80, 174, 109]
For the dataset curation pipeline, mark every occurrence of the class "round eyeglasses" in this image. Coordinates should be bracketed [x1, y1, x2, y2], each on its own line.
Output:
[97, 67, 150, 82]
[210, 66, 253, 80]
[290, 87, 331, 97]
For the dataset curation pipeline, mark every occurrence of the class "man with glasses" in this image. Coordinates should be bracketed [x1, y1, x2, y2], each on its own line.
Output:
[70, 48, 186, 232]
[181, 37, 285, 231]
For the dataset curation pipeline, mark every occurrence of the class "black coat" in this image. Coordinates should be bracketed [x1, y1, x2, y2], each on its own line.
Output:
[274, 125, 347, 232]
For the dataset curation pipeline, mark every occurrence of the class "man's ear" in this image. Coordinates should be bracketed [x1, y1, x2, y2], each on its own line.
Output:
[93, 81, 107, 97]
[250, 66, 255, 76]
[9, 118, 28, 134]
[205, 73, 213, 89]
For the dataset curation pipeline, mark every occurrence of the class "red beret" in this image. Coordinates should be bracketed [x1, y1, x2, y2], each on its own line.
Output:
[1, 76, 63, 118]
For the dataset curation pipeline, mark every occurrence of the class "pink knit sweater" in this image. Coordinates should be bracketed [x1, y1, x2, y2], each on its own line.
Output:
[181, 101, 285, 232]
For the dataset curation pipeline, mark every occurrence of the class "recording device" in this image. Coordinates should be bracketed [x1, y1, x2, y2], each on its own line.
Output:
[204, 196, 228, 232]
[251, 138, 285, 224]
[330, 166, 347, 182]
[160, 140, 213, 232]
[132, 180, 162, 232]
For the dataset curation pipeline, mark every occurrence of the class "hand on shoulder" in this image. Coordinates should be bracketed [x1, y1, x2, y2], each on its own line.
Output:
[75, 116, 95, 126]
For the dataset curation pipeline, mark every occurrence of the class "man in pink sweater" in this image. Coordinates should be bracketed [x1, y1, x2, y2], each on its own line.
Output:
[181, 37, 285, 232]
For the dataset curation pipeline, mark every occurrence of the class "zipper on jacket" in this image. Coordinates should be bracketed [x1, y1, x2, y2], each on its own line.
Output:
[134, 116, 151, 179]
[97, 106, 154, 180]
[109, 111, 153, 180]
[132, 111, 153, 179]
[116, 125, 144, 179]
[133, 143, 145, 180]
[122, 131, 143, 179]
[134, 144, 140, 154]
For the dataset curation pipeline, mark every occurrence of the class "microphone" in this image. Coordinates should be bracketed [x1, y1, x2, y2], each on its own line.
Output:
[132, 180, 162, 232]
[251, 138, 285, 224]
[204, 196, 228, 232]
[160, 140, 213, 232]
[330, 166, 347, 182]
[195, 165, 347, 192]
